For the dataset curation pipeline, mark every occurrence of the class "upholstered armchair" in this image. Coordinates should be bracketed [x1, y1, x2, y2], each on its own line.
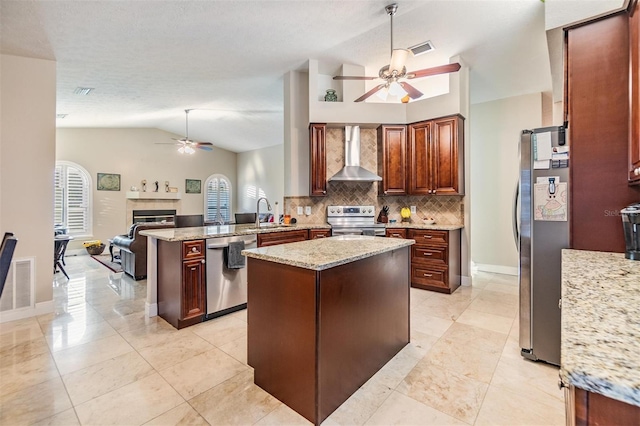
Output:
[111, 222, 174, 280]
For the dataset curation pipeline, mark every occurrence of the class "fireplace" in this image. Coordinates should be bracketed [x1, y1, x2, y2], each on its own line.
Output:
[132, 209, 176, 224]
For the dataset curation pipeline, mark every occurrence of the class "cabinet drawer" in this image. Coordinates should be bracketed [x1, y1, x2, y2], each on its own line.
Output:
[385, 228, 407, 239]
[408, 229, 448, 245]
[309, 229, 331, 239]
[412, 245, 447, 265]
[411, 265, 448, 289]
[257, 230, 309, 247]
[182, 240, 205, 259]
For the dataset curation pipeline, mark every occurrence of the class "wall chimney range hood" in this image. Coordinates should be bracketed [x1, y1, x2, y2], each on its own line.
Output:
[329, 126, 382, 182]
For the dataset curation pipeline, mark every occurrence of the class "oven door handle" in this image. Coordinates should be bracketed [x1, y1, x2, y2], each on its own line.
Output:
[332, 228, 364, 235]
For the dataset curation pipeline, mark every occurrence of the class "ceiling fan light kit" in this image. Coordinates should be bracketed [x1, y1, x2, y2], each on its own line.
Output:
[155, 109, 214, 154]
[334, 3, 461, 103]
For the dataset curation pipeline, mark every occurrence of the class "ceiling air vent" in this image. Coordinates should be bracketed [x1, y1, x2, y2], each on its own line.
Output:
[56, 114, 67, 119]
[408, 40, 435, 57]
[73, 87, 94, 95]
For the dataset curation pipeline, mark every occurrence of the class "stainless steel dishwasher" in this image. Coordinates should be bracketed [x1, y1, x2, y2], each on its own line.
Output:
[205, 234, 257, 320]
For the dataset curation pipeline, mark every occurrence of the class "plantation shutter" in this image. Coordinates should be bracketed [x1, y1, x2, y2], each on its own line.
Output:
[66, 168, 89, 234]
[205, 175, 231, 223]
[54, 166, 64, 225]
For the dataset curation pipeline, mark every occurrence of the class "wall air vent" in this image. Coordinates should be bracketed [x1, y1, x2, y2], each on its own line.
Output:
[56, 114, 68, 119]
[408, 40, 435, 57]
[73, 87, 94, 95]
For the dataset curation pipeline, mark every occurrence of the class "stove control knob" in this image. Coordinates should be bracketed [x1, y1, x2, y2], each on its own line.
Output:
[337, 208, 342, 213]
[330, 208, 334, 213]
[367, 208, 372, 213]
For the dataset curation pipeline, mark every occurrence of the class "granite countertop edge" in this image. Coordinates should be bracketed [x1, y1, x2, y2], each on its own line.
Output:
[242, 236, 415, 271]
[560, 249, 640, 407]
[139, 223, 331, 241]
[382, 223, 464, 231]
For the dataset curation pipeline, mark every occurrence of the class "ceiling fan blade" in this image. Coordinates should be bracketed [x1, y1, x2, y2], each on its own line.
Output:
[155, 142, 182, 146]
[194, 142, 213, 146]
[197, 145, 213, 151]
[406, 63, 462, 79]
[398, 82, 424, 99]
[333, 75, 378, 81]
[354, 84, 387, 102]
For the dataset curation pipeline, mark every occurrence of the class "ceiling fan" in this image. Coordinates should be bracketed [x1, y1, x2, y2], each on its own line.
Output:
[334, 3, 461, 103]
[157, 109, 213, 154]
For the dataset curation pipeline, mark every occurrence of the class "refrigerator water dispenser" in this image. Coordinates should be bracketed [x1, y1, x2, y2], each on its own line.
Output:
[621, 203, 640, 260]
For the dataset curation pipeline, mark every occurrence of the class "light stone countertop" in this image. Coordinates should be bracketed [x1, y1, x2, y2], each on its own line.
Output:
[242, 235, 415, 271]
[560, 249, 640, 406]
[140, 223, 330, 242]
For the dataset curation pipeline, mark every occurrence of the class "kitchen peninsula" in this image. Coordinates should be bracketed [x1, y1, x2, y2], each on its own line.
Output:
[242, 235, 414, 424]
[140, 223, 330, 327]
[561, 249, 640, 423]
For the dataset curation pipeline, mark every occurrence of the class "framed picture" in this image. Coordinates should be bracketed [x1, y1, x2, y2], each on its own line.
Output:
[97, 173, 121, 191]
[185, 179, 201, 194]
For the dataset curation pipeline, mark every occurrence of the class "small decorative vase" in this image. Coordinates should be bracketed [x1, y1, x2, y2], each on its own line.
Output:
[324, 89, 338, 102]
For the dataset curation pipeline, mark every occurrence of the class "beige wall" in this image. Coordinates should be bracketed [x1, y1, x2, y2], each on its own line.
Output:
[56, 128, 237, 248]
[1, 54, 56, 310]
[237, 144, 284, 218]
[469, 93, 543, 275]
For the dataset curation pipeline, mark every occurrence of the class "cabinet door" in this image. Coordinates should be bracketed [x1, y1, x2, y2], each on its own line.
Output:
[408, 121, 433, 195]
[310, 123, 327, 196]
[431, 116, 463, 195]
[630, 2, 640, 183]
[377, 125, 407, 195]
[182, 258, 206, 320]
[257, 229, 309, 247]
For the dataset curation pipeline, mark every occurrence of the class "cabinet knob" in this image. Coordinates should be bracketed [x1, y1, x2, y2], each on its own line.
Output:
[201, 259, 205, 264]
[191, 247, 198, 253]
[323, 190, 326, 194]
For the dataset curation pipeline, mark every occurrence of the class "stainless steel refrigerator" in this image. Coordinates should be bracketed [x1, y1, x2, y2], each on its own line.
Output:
[515, 125, 569, 366]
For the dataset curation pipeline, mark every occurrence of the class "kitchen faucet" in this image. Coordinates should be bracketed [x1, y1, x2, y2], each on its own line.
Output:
[256, 197, 272, 228]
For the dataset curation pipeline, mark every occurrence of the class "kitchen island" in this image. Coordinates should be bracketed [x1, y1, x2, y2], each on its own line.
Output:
[561, 249, 640, 424]
[242, 235, 414, 425]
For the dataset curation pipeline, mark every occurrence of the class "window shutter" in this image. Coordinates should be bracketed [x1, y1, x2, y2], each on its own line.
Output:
[54, 166, 64, 225]
[205, 175, 232, 223]
[54, 162, 91, 237]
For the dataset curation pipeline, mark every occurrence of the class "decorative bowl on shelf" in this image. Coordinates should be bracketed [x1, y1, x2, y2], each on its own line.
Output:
[422, 218, 436, 225]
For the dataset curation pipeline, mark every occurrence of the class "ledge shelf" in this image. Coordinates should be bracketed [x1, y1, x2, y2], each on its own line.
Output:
[126, 191, 181, 200]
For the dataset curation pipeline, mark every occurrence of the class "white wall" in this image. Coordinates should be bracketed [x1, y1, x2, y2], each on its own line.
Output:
[56, 128, 237, 248]
[237, 144, 284, 219]
[1, 54, 56, 313]
[470, 93, 543, 275]
[284, 70, 310, 197]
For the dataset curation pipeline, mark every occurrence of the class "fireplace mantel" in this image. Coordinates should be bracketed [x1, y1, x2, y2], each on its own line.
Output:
[126, 191, 181, 200]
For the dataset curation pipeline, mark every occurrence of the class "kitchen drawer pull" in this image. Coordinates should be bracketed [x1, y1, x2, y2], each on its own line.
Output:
[316, 235, 326, 238]
[423, 235, 432, 239]
[423, 273, 433, 277]
[423, 253, 433, 256]
[391, 233, 401, 237]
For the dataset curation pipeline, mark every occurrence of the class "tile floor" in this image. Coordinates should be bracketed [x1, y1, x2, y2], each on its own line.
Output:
[0, 255, 565, 425]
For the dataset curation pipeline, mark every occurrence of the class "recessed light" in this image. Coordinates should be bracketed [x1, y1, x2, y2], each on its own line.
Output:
[73, 87, 94, 95]
[56, 114, 68, 119]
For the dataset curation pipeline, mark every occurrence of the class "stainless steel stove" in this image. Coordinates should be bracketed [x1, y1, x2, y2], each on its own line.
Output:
[327, 205, 386, 236]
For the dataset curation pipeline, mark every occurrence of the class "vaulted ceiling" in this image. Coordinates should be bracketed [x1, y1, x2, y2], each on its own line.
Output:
[2, 0, 558, 152]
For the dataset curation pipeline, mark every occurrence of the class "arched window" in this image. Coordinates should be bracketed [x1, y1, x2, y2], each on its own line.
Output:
[54, 161, 92, 237]
[204, 174, 232, 224]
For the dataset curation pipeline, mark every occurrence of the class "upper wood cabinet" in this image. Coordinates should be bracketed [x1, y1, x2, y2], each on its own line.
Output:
[378, 114, 464, 196]
[309, 123, 327, 196]
[630, 2, 640, 184]
[377, 125, 408, 196]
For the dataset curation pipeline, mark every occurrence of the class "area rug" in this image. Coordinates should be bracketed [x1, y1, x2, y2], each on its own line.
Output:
[91, 254, 123, 273]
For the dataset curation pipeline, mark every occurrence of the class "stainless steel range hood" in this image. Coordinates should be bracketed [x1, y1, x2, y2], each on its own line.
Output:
[329, 126, 382, 182]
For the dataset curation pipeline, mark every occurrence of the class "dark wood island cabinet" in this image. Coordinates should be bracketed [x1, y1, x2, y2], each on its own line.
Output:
[243, 236, 413, 425]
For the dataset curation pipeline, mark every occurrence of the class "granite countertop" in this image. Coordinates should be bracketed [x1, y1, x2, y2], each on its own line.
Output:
[560, 249, 640, 406]
[140, 223, 330, 242]
[242, 235, 415, 271]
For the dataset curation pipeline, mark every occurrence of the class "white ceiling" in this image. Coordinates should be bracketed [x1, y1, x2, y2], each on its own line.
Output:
[2, 0, 560, 153]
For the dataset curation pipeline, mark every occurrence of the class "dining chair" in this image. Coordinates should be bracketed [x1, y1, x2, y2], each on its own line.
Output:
[0, 232, 18, 298]
[54, 237, 70, 279]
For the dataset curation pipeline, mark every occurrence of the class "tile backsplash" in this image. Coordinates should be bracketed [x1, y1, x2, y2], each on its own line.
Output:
[284, 127, 464, 226]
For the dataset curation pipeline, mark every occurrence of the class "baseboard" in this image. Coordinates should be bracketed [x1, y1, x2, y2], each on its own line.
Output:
[461, 275, 473, 286]
[0, 300, 54, 323]
[145, 301, 158, 318]
[474, 263, 518, 276]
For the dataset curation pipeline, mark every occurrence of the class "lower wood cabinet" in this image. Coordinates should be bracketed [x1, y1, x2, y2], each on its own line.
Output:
[385, 228, 407, 239]
[257, 229, 310, 247]
[407, 229, 461, 294]
[568, 385, 640, 425]
[158, 239, 206, 329]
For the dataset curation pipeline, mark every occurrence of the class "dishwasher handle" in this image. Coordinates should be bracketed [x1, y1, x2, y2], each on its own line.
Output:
[207, 239, 257, 250]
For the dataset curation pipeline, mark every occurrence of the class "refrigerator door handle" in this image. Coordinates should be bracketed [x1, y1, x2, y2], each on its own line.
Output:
[513, 179, 520, 249]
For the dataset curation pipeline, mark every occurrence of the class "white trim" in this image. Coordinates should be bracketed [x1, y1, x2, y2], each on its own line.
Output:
[474, 263, 518, 276]
[0, 300, 53, 323]
[461, 275, 473, 286]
